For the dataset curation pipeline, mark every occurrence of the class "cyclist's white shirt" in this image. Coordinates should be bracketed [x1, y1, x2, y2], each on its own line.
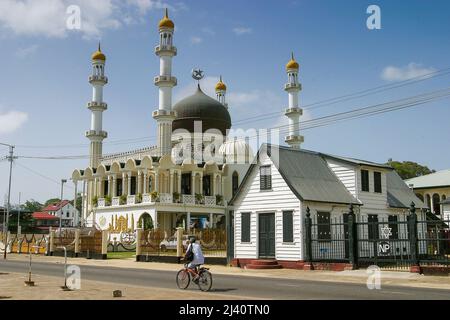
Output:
[188, 242, 205, 265]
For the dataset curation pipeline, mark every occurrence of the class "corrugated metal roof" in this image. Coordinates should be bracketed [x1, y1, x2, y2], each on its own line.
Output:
[267, 145, 360, 205]
[320, 153, 392, 169]
[386, 171, 427, 209]
[405, 169, 450, 189]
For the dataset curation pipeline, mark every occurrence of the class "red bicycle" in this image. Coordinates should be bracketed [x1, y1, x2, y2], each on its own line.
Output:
[176, 263, 213, 292]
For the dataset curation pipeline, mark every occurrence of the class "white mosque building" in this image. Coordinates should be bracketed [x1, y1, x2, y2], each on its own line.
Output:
[71, 9, 261, 234]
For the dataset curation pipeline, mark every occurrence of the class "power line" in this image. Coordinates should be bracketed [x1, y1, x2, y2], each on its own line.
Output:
[15, 162, 74, 190]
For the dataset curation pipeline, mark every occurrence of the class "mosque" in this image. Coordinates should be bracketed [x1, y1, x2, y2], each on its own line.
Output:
[70, 9, 301, 234]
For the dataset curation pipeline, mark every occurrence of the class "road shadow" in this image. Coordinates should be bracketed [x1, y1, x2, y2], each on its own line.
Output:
[209, 288, 237, 293]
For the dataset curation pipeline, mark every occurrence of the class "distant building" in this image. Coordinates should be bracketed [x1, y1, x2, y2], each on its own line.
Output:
[405, 170, 450, 216]
[41, 200, 80, 227]
[32, 212, 59, 232]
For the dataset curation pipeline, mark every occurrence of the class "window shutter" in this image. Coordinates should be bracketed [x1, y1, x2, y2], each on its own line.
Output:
[241, 213, 251, 242]
[283, 211, 294, 243]
[260, 165, 272, 190]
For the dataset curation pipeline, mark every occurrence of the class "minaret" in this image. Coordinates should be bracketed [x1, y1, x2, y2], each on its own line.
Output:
[284, 52, 304, 149]
[215, 76, 228, 109]
[153, 8, 177, 156]
[86, 43, 108, 168]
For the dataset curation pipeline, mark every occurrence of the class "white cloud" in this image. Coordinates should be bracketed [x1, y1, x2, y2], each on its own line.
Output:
[16, 45, 39, 58]
[0, 111, 28, 135]
[0, 0, 185, 39]
[190, 36, 202, 45]
[381, 63, 436, 82]
[233, 27, 252, 35]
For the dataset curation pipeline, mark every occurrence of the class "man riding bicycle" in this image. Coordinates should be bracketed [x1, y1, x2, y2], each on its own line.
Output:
[184, 236, 205, 283]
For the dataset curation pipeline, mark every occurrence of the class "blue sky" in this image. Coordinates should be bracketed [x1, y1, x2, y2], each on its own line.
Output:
[0, 0, 449, 204]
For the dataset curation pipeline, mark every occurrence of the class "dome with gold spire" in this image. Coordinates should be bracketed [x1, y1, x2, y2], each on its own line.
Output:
[215, 76, 227, 91]
[92, 43, 106, 61]
[286, 52, 299, 70]
[159, 8, 174, 29]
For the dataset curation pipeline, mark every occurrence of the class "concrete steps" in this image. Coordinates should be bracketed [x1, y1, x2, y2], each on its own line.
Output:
[245, 259, 283, 269]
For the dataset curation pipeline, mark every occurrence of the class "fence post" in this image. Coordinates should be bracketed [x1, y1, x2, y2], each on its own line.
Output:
[101, 230, 108, 260]
[176, 227, 183, 262]
[135, 228, 143, 262]
[408, 202, 421, 273]
[74, 229, 80, 257]
[49, 227, 55, 256]
[304, 207, 314, 270]
[347, 204, 358, 269]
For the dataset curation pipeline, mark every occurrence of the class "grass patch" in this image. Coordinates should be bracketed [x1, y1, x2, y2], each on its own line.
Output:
[107, 251, 136, 259]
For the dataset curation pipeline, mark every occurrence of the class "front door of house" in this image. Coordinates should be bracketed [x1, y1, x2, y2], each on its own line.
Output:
[258, 213, 275, 259]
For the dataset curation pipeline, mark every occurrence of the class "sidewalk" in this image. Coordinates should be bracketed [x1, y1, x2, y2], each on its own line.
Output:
[3, 254, 450, 291]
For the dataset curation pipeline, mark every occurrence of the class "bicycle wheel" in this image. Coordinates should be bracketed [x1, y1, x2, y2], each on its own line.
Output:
[176, 269, 191, 289]
[197, 270, 212, 292]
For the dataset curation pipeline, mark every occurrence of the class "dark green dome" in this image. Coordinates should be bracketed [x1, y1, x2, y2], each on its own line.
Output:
[172, 85, 231, 135]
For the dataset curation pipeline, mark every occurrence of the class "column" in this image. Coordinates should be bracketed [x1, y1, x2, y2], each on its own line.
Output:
[186, 212, 191, 231]
[155, 171, 159, 192]
[127, 172, 132, 196]
[169, 170, 174, 194]
[209, 213, 214, 228]
[177, 170, 181, 193]
[212, 175, 217, 196]
[73, 181, 78, 226]
[137, 171, 142, 195]
[81, 180, 86, 226]
[107, 175, 112, 197]
[112, 175, 117, 197]
[199, 172, 203, 195]
[430, 195, 434, 213]
[191, 172, 196, 195]
[221, 177, 226, 198]
[143, 172, 148, 194]
[93, 177, 98, 198]
[122, 173, 127, 196]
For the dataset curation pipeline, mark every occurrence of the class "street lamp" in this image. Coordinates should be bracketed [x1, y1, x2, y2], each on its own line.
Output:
[59, 179, 67, 231]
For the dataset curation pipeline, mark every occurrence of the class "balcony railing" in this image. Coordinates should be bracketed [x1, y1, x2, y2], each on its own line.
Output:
[155, 45, 177, 55]
[284, 83, 301, 90]
[96, 193, 224, 208]
[89, 75, 108, 83]
[112, 197, 120, 207]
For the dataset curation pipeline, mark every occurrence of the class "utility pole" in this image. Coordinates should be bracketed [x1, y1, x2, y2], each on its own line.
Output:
[17, 192, 21, 235]
[59, 179, 67, 231]
[1, 143, 16, 260]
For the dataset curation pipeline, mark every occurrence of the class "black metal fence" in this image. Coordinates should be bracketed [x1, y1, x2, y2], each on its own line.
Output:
[304, 203, 450, 271]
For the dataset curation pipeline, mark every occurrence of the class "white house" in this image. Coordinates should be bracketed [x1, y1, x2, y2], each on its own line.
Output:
[229, 144, 426, 269]
[42, 200, 80, 227]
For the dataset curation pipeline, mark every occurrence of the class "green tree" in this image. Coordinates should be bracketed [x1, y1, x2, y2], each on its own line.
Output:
[387, 159, 436, 180]
[21, 199, 43, 212]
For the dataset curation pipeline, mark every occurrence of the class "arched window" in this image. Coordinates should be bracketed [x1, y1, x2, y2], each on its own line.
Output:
[232, 171, 239, 197]
[426, 194, 431, 210]
[138, 213, 154, 230]
[416, 193, 424, 202]
[443, 195, 447, 201]
[432, 193, 441, 215]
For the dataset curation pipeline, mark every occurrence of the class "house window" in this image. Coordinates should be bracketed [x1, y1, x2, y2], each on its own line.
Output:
[181, 173, 191, 195]
[283, 211, 294, 243]
[388, 215, 399, 240]
[232, 172, 239, 197]
[374, 172, 382, 193]
[317, 212, 331, 241]
[368, 214, 379, 240]
[260, 165, 272, 191]
[361, 169, 369, 192]
[241, 212, 251, 243]
[203, 175, 211, 196]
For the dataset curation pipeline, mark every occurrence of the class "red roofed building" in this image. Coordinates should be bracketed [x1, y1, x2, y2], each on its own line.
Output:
[32, 212, 59, 231]
[40, 200, 80, 227]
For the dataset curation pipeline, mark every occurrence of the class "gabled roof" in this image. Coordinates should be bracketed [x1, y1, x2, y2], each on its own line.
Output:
[42, 200, 70, 212]
[386, 171, 427, 209]
[230, 144, 360, 206]
[405, 169, 450, 189]
[321, 153, 392, 169]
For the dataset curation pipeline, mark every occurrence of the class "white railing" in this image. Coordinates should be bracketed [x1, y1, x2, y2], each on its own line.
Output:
[112, 197, 120, 206]
[142, 194, 152, 204]
[182, 194, 195, 205]
[204, 196, 216, 206]
[98, 198, 106, 208]
[160, 193, 173, 204]
[127, 195, 136, 205]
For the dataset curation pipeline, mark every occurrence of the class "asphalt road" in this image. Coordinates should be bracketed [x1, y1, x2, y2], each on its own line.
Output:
[0, 260, 449, 300]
